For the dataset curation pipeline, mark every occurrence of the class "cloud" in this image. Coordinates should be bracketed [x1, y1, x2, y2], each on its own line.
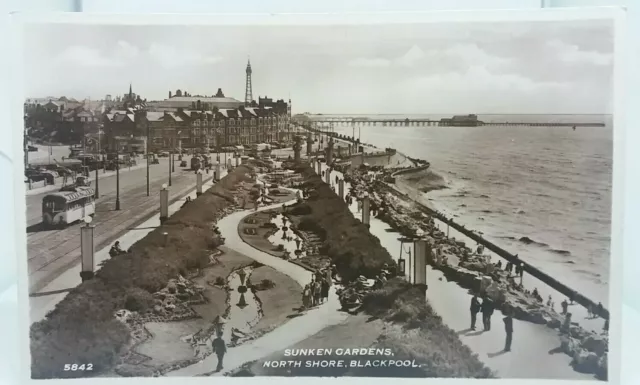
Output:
[53, 45, 126, 68]
[148, 43, 223, 68]
[547, 40, 612, 66]
[348, 43, 511, 71]
[348, 58, 391, 67]
[412, 66, 568, 93]
[394, 45, 426, 67]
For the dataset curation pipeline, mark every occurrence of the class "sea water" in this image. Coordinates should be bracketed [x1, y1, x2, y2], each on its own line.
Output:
[331, 114, 612, 306]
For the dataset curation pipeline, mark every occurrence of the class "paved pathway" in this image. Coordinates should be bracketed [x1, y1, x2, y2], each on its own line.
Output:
[166, 198, 349, 377]
[27, 158, 210, 294]
[318, 162, 595, 380]
[30, 171, 226, 324]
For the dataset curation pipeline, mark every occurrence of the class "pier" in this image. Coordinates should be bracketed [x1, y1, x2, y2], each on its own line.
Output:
[296, 118, 605, 128]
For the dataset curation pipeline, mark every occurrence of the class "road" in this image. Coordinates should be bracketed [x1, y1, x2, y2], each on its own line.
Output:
[26, 157, 207, 294]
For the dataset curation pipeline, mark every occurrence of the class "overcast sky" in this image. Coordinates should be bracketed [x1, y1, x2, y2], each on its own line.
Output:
[22, 20, 613, 115]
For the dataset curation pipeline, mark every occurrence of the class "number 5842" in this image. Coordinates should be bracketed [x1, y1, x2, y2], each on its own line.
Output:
[63, 364, 93, 371]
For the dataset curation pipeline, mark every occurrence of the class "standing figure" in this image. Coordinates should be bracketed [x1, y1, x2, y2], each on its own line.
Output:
[470, 294, 481, 330]
[212, 332, 227, 372]
[302, 284, 311, 309]
[481, 296, 494, 331]
[321, 277, 330, 303]
[313, 279, 322, 306]
[503, 312, 514, 352]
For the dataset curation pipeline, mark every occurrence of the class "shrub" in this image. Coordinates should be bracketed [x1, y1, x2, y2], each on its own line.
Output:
[214, 276, 225, 286]
[124, 287, 155, 313]
[255, 279, 276, 291]
[30, 166, 251, 378]
[289, 203, 312, 216]
[297, 168, 394, 283]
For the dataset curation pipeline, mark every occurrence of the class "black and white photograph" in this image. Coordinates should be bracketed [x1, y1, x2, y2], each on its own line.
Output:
[18, 11, 618, 381]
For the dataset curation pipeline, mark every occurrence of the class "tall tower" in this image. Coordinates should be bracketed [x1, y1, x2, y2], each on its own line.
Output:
[244, 58, 253, 106]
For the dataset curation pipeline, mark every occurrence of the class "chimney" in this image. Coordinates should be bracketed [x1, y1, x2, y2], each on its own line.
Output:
[169, 91, 172, 98]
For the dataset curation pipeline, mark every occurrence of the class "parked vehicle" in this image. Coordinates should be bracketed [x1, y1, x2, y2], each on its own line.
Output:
[42, 187, 95, 228]
[159, 151, 170, 158]
[28, 145, 38, 152]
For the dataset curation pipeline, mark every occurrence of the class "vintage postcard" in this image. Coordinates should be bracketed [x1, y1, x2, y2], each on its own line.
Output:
[13, 8, 623, 383]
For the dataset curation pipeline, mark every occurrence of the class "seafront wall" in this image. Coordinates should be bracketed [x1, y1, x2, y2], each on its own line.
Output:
[384, 166, 609, 319]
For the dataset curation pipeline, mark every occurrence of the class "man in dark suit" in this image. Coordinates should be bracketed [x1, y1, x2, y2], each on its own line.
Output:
[503, 311, 514, 352]
[470, 294, 481, 330]
[212, 332, 227, 372]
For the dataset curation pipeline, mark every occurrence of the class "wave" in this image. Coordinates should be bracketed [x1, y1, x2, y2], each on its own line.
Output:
[550, 249, 572, 256]
[478, 194, 490, 199]
[518, 236, 549, 247]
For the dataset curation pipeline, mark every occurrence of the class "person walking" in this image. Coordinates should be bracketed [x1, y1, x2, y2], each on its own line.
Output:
[212, 332, 227, 372]
[314, 279, 322, 306]
[470, 294, 481, 330]
[561, 299, 569, 315]
[302, 284, 311, 309]
[503, 311, 514, 352]
[481, 296, 494, 331]
[321, 277, 330, 303]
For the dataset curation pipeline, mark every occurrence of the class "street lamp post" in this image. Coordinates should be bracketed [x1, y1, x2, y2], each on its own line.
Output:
[168, 148, 172, 187]
[80, 216, 95, 282]
[115, 146, 121, 211]
[146, 119, 150, 196]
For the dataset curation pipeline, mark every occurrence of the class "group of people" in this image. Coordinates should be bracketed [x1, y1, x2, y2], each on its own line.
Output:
[301, 268, 333, 309]
[470, 293, 513, 352]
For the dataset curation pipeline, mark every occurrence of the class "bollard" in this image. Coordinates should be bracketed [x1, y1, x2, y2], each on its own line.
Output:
[338, 179, 345, 200]
[216, 163, 221, 181]
[160, 184, 169, 224]
[196, 171, 203, 196]
[362, 195, 370, 225]
[316, 160, 321, 175]
[325, 170, 330, 184]
[413, 240, 428, 286]
[236, 157, 240, 167]
[163, 232, 169, 247]
[80, 216, 95, 282]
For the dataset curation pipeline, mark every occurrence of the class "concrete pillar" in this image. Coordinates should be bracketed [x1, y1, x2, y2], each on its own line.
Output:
[196, 171, 203, 196]
[160, 186, 169, 223]
[414, 240, 428, 285]
[307, 132, 313, 156]
[338, 179, 344, 200]
[362, 196, 370, 225]
[316, 160, 322, 175]
[325, 170, 330, 184]
[80, 222, 95, 282]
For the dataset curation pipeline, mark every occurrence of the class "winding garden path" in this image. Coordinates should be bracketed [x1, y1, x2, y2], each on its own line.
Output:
[166, 198, 348, 377]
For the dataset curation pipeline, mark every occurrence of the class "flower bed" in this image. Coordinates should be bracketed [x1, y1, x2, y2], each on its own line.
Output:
[30, 166, 253, 379]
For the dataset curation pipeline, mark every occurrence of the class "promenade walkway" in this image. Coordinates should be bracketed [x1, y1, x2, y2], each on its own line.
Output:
[29, 172, 225, 324]
[166, 198, 348, 377]
[319, 162, 594, 380]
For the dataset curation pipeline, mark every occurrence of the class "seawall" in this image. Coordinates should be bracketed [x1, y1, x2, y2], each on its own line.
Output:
[381, 173, 609, 320]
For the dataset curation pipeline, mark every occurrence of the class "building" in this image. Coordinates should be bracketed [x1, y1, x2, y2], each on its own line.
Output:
[24, 97, 103, 145]
[147, 88, 244, 112]
[440, 114, 482, 127]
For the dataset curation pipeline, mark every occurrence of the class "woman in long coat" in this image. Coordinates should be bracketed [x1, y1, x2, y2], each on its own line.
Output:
[320, 278, 330, 303]
[302, 284, 312, 309]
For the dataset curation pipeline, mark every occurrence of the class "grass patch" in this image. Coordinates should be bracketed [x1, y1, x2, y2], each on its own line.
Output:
[30, 166, 253, 379]
[358, 278, 495, 378]
[295, 167, 395, 283]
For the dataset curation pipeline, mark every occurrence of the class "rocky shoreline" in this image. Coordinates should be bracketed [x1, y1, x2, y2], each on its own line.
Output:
[344, 163, 608, 379]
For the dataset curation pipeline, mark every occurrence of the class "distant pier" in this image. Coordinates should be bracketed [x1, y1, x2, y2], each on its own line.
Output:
[297, 118, 605, 128]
